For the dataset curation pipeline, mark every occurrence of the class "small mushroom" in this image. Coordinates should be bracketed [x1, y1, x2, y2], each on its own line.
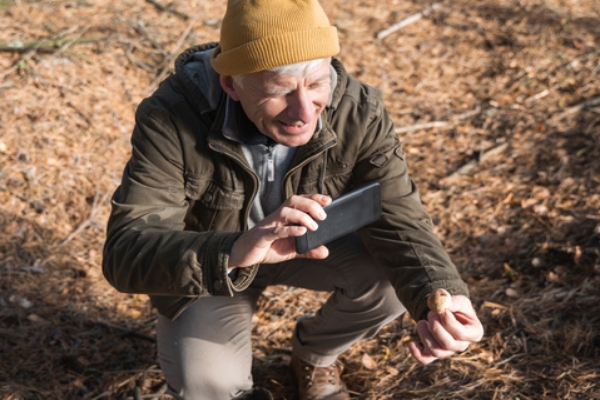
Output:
[427, 288, 452, 314]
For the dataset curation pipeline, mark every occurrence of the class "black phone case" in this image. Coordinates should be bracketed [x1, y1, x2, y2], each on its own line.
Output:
[295, 182, 382, 254]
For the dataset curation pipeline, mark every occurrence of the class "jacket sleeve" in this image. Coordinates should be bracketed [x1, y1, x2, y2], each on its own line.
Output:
[350, 86, 469, 321]
[102, 96, 252, 298]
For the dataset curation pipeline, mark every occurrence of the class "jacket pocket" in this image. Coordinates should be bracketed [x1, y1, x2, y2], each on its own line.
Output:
[184, 176, 244, 231]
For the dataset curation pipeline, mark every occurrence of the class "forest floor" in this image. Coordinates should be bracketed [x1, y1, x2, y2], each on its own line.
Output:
[1, 0, 599, 399]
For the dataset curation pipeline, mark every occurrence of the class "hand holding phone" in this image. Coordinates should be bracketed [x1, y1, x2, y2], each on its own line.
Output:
[295, 182, 382, 254]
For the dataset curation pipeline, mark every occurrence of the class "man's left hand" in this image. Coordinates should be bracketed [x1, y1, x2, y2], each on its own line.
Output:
[408, 295, 483, 365]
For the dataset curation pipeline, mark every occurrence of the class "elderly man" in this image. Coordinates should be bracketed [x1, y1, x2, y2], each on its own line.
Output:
[102, 0, 484, 399]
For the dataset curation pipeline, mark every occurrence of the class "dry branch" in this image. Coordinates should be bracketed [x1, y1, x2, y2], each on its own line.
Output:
[443, 142, 510, 179]
[53, 186, 107, 250]
[395, 121, 452, 134]
[377, 3, 443, 39]
[145, 0, 190, 20]
[551, 96, 600, 122]
[394, 107, 482, 134]
[131, 20, 169, 58]
[0, 37, 101, 52]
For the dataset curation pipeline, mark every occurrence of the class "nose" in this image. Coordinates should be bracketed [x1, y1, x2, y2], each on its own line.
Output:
[287, 88, 315, 124]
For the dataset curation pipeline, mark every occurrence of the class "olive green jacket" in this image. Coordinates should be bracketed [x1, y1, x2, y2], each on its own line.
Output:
[102, 43, 469, 321]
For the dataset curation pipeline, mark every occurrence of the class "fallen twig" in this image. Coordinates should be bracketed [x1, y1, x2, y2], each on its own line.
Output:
[90, 376, 137, 400]
[145, 0, 190, 20]
[524, 89, 550, 104]
[53, 183, 108, 250]
[67, 100, 94, 128]
[65, 49, 95, 64]
[377, 3, 443, 39]
[51, 27, 91, 60]
[443, 142, 510, 179]
[0, 37, 101, 52]
[129, 383, 168, 400]
[551, 96, 600, 122]
[453, 107, 482, 121]
[394, 106, 482, 134]
[495, 353, 526, 367]
[395, 121, 452, 134]
[130, 20, 169, 58]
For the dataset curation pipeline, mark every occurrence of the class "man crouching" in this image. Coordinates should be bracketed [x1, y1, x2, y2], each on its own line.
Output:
[102, 0, 484, 398]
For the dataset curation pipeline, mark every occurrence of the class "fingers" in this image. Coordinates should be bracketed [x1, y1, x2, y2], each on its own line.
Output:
[416, 319, 463, 360]
[428, 313, 471, 353]
[440, 295, 485, 342]
[228, 195, 332, 268]
[409, 320, 465, 366]
[409, 296, 484, 365]
[265, 194, 331, 233]
[281, 194, 331, 222]
[440, 310, 484, 342]
[297, 245, 329, 260]
[254, 225, 308, 245]
[408, 340, 437, 365]
[301, 193, 332, 207]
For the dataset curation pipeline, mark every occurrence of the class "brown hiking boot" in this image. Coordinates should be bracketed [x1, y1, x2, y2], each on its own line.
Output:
[290, 355, 350, 400]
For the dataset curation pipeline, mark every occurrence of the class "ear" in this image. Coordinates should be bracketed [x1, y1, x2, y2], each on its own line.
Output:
[219, 75, 240, 101]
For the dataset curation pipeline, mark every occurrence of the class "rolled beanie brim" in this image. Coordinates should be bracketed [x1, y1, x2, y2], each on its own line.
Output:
[211, 26, 339, 75]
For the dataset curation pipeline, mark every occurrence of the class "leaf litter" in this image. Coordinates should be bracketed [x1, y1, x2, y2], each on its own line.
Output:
[0, 0, 598, 398]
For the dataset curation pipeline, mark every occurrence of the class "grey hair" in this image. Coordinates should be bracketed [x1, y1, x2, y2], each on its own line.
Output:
[232, 58, 329, 88]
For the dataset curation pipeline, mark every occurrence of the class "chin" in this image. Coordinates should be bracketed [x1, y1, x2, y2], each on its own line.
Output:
[279, 134, 313, 147]
[273, 127, 317, 147]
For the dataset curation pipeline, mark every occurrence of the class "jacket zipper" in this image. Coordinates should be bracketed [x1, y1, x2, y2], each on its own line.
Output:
[209, 137, 336, 223]
[267, 144, 275, 182]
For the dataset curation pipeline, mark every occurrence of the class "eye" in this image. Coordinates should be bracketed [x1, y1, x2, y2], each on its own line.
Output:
[309, 80, 330, 90]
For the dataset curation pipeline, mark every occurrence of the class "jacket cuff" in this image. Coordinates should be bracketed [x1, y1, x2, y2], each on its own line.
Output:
[414, 280, 470, 321]
[202, 231, 259, 296]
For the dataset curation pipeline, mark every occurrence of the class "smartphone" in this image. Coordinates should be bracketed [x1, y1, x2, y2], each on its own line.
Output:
[295, 182, 382, 254]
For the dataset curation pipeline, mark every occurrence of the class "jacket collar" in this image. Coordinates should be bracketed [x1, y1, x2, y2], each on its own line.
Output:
[291, 108, 337, 164]
[174, 42, 222, 115]
[327, 58, 348, 110]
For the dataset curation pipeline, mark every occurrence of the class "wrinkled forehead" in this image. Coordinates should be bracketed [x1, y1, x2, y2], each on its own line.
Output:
[244, 58, 332, 88]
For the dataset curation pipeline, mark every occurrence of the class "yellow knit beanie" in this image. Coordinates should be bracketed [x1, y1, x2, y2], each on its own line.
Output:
[211, 0, 340, 75]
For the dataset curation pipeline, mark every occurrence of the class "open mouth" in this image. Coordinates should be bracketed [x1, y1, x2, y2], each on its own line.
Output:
[278, 120, 309, 133]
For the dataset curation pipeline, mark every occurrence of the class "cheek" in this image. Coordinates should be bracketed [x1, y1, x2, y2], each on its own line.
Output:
[311, 92, 330, 110]
[259, 101, 287, 121]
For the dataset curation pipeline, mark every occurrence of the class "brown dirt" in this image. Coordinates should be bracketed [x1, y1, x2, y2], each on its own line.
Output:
[1, 0, 599, 399]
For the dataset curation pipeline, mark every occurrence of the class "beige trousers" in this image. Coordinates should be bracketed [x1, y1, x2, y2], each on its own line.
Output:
[156, 233, 406, 400]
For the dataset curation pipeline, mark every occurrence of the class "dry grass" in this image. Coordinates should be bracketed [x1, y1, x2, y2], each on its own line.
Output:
[1, 0, 598, 399]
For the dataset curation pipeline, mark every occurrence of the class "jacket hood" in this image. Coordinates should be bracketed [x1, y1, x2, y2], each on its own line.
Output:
[174, 42, 223, 112]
